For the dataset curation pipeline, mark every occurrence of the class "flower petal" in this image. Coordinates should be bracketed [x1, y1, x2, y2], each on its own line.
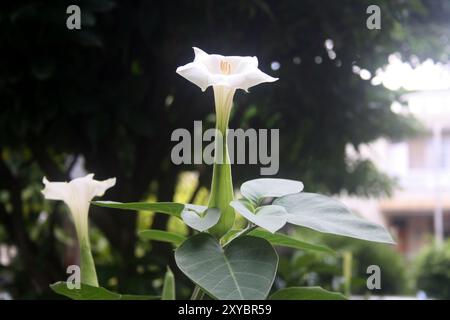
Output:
[69, 174, 116, 205]
[92, 177, 117, 197]
[42, 174, 116, 207]
[42, 174, 116, 243]
[42, 177, 70, 202]
[227, 69, 278, 92]
[176, 62, 211, 92]
[176, 47, 277, 92]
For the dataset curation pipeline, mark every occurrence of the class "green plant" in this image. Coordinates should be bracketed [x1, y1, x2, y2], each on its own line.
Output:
[42, 48, 394, 300]
[414, 240, 450, 299]
[277, 231, 409, 296]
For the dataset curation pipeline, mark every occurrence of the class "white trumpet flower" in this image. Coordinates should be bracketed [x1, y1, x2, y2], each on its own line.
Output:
[176, 47, 278, 92]
[176, 47, 278, 237]
[42, 173, 116, 286]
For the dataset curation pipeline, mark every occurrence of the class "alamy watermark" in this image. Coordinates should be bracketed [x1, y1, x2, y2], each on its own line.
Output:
[171, 121, 279, 175]
[366, 264, 381, 290]
[66, 265, 81, 289]
[66, 5, 81, 30]
[366, 5, 381, 30]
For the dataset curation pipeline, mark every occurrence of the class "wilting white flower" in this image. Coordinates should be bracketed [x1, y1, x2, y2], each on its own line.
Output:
[42, 174, 116, 241]
[176, 47, 278, 92]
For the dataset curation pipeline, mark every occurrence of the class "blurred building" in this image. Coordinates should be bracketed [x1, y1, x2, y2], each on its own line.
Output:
[342, 89, 450, 259]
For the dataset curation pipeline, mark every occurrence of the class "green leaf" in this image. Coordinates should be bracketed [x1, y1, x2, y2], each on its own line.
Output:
[241, 178, 304, 205]
[248, 230, 335, 254]
[50, 282, 159, 300]
[119, 294, 160, 300]
[273, 193, 395, 244]
[161, 267, 175, 300]
[139, 230, 186, 246]
[175, 233, 278, 300]
[92, 201, 184, 218]
[181, 205, 221, 232]
[269, 287, 346, 300]
[223, 229, 334, 254]
[230, 199, 287, 233]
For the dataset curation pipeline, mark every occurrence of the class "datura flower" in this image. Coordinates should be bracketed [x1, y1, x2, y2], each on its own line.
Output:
[42, 174, 116, 286]
[176, 47, 278, 237]
[176, 47, 278, 93]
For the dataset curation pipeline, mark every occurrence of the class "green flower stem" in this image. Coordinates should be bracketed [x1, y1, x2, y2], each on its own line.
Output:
[79, 235, 99, 287]
[208, 86, 236, 238]
[190, 286, 205, 300]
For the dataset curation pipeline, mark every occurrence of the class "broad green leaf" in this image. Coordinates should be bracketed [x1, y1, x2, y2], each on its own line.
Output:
[248, 230, 335, 254]
[269, 287, 346, 300]
[50, 282, 159, 300]
[92, 201, 184, 218]
[241, 178, 304, 204]
[273, 193, 395, 244]
[175, 233, 278, 300]
[230, 199, 287, 233]
[181, 205, 221, 232]
[224, 229, 334, 254]
[139, 230, 186, 246]
[161, 267, 175, 300]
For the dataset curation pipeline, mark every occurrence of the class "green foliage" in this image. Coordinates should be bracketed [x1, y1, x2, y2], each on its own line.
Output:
[161, 267, 175, 300]
[232, 179, 393, 243]
[278, 231, 408, 296]
[139, 230, 186, 246]
[231, 199, 288, 233]
[50, 282, 159, 300]
[226, 229, 335, 255]
[274, 193, 394, 243]
[344, 241, 408, 295]
[270, 287, 346, 300]
[1, 0, 450, 298]
[414, 240, 450, 299]
[181, 206, 220, 232]
[92, 201, 185, 217]
[175, 234, 278, 300]
[240, 178, 303, 205]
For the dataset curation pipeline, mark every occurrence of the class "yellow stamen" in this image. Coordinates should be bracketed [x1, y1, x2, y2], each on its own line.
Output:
[220, 60, 231, 75]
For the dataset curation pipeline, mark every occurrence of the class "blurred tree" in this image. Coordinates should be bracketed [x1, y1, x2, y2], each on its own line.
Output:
[277, 229, 410, 296]
[0, 0, 449, 297]
[415, 240, 450, 299]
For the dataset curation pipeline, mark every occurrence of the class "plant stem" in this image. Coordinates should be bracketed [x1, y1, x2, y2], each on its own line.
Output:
[79, 235, 99, 287]
[208, 86, 236, 238]
[190, 286, 204, 300]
